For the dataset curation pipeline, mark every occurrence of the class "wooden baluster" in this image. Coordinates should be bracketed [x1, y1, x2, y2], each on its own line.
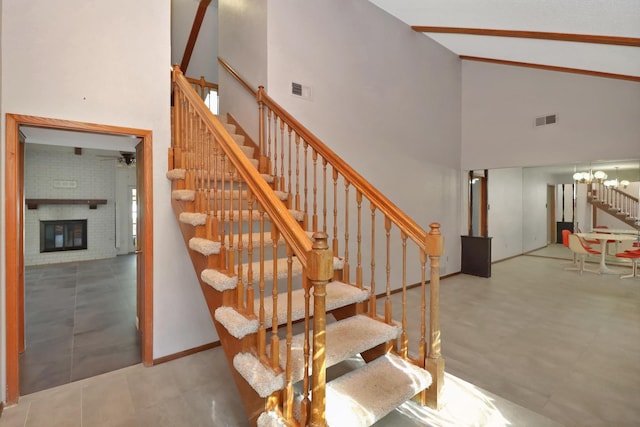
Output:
[303, 140, 308, 230]
[419, 247, 427, 366]
[228, 166, 236, 277]
[356, 191, 362, 287]
[246, 192, 255, 316]
[309, 232, 333, 427]
[284, 243, 294, 420]
[197, 120, 204, 212]
[279, 120, 285, 192]
[287, 126, 293, 208]
[400, 232, 408, 358]
[300, 273, 311, 426]
[343, 179, 350, 283]
[385, 217, 392, 324]
[425, 223, 445, 409]
[235, 177, 244, 312]
[267, 108, 273, 171]
[369, 204, 377, 318]
[322, 158, 328, 234]
[270, 228, 280, 371]
[312, 149, 318, 232]
[295, 134, 301, 211]
[257, 204, 267, 358]
[272, 115, 279, 190]
[332, 167, 339, 257]
[211, 142, 219, 241]
[220, 153, 227, 267]
[205, 131, 213, 240]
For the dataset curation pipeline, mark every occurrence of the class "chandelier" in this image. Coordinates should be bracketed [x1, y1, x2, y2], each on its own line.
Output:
[572, 169, 607, 184]
[603, 167, 629, 189]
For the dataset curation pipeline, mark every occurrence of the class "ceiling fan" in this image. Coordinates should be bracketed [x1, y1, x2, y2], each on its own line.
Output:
[97, 151, 136, 165]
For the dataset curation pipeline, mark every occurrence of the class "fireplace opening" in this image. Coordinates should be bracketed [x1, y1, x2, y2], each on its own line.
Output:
[40, 220, 88, 252]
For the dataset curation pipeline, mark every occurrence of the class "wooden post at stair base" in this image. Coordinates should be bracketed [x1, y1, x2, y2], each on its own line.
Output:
[425, 222, 445, 409]
[308, 232, 333, 427]
[257, 86, 268, 173]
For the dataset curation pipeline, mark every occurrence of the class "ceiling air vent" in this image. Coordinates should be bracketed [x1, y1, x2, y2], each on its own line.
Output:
[535, 114, 558, 127]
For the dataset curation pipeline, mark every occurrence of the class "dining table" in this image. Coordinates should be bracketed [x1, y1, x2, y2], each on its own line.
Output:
[575, 232, 638, 274]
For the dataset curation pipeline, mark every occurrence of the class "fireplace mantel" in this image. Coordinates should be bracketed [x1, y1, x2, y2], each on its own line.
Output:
[26, 199, 107, 210]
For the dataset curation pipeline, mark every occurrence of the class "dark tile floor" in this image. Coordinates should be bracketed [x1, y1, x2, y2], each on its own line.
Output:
[20, 255, 141, 395]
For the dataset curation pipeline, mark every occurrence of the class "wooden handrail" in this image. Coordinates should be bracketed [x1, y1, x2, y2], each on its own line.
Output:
[217, 57, 257, 96]
[173, 65, 312, 265]
[185, 75, 218, 91]
[218, 56, 430, 251]
[611, 186, 639, 203]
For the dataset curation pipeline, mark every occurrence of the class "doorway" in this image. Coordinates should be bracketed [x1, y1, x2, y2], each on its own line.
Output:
[5, 114, 154, 404]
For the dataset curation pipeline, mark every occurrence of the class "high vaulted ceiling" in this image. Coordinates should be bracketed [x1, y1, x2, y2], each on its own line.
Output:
[368, 0, 640, 79]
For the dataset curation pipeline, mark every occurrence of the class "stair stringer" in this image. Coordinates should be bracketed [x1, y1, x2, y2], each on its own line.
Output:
[170, 196, 270, 426]
[587, 195, 640, 231]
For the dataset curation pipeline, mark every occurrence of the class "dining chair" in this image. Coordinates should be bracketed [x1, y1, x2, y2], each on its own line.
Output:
[567, 233, 601, 275]
[615, 249, 640, 279]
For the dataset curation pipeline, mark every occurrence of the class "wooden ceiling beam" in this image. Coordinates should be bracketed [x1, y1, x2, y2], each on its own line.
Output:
[180, 0, 212, 74]
[460, 55, 640, 83]
[411, 26, 640, 47]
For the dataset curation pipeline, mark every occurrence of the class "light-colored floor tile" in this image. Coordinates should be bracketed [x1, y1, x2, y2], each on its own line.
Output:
[23, 385, 81, 427]
[0, 402, 30, 427]
[81, 372, 136, 427]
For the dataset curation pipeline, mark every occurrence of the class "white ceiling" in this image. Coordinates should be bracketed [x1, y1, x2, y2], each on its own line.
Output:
[368, 0, 640, 77]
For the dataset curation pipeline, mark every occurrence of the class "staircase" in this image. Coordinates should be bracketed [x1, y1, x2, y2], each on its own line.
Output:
[588, 183, 640, 230]
[168, 63, 445, 426]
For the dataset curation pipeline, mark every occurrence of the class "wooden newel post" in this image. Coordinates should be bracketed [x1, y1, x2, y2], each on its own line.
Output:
[257, 86, 268, 173]
[308, 232, 333, 427]
[425, 222, 445, 409]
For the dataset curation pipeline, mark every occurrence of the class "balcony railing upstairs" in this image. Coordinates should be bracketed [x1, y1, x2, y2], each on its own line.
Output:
[589, 182, 640, 227]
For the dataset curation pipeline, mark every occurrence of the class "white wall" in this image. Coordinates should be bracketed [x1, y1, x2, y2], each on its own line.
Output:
[171, 0, 218, 82]
[1, 0, 215, 400]
[522, 168, 557, 251]
[218, 0, 267, 139]
[265, 0, 463, 278]
[488, 168, 524, 261]
[462, 61, 640, 171]
[24, 146, 118, 265]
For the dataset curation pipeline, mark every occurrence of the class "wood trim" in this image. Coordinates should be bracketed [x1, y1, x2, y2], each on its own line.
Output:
[411, 27, 640, 47]
[185, 76, 218, 91]
[4, 114, 154, 403]
[180, 0, 212, 74]
[152, 341, 219, 365]
[5, 114, 20, 404]
[460, 55, 640, 82]
[140, 131, 154, 367]
[25, 199, 107, 209]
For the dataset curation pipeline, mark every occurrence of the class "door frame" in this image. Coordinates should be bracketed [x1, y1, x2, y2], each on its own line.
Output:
[4, 113, 154, 404]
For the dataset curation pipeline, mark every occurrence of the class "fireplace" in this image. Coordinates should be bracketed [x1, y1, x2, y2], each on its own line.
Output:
[40, 220, 88, 253]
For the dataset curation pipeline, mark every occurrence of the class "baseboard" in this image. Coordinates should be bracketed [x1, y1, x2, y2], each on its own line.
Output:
[0, 401, 4, 418]
[152, 341, 220, 365]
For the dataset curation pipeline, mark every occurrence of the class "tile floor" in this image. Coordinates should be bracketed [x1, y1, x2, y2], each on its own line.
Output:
[2, 247, 639, 426]
[20, 255, 141, 395]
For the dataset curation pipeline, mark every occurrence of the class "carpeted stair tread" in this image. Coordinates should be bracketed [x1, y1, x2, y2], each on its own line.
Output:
[233, 352, 284, 398]
[214, 281, 370, 338]
[212, 208, 305, 222]
[223, 123, 236, 133]
[203, 255, 343, 291]
[190, 231, 315, 258]
[276, 315, 401, 384]
[232, 134, 246, 145]
[179, 212, 207, 226]
[189, 237, 221, 256]
[172, 189, 195, 201]
[214, 306, 258, 337]
[325, 353, 432, 427]
[171, 167, 274, 185]
[166, 169, 186, 180]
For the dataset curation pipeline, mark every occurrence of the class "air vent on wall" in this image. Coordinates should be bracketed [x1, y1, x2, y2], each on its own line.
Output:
[291, 81, 312, 100]
[535, 114, 558, 127]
